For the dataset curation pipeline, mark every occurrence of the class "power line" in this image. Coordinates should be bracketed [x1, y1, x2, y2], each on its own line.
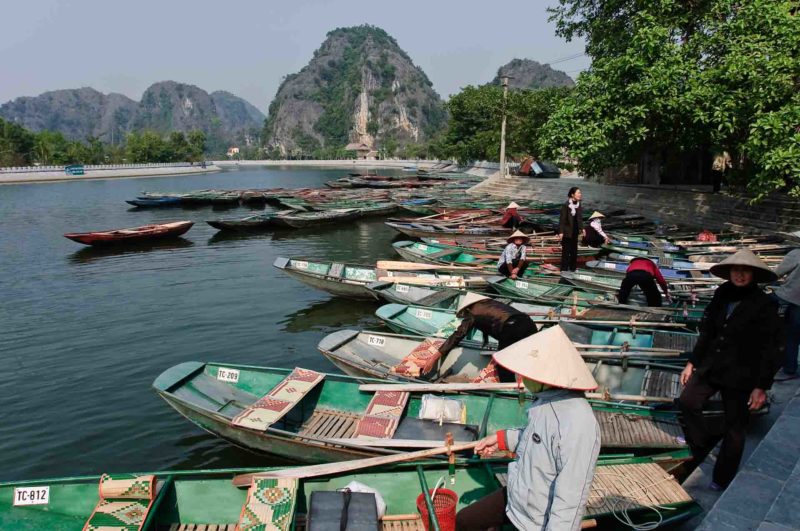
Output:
[543, 52, 587, 65]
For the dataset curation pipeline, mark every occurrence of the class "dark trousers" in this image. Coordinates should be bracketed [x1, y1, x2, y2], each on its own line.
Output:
[618, 270, 663, 306]
[455, 488, 513, 530]
[560, 237, 579, 271]
[495, 316, 538, 383]
[679, 376, 751, 487]
[783, 302, 800, 374]
[498, 259, 528, 278]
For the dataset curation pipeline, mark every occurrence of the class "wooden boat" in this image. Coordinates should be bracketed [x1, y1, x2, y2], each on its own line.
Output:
[63, 221, 193, 246]
[561, 270, 718, 304]
[487, 276, 611, 305]
[586, 260, 716, 280]
[607, 253, 713, 271]
[273, 208, 363, 228]
[154, 362, 687, 462]
[385, 221, 513, 239]
[274, 257, 489, 300]
[125, 197, 182, 208]
[374, 304, 694, 362]
[206, 211, 291, 231]
[0, 455, 700, 530]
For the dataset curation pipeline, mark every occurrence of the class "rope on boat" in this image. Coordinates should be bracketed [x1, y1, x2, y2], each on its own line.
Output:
[590, 473, 678, 530]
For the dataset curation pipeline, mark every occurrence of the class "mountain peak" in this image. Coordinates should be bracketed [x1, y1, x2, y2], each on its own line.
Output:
[263, 25, 445, 156]
[490, 58, 575, 89]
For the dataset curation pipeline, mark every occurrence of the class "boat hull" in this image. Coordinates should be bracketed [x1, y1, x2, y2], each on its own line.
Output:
[63, 221, 193, 246]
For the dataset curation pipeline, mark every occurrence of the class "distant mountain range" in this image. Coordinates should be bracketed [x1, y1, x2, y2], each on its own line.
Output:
[0, 82, 265, 144]
[0, 34, 577, 153]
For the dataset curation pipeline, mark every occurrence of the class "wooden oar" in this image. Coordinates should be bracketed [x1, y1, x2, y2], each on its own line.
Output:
[231, 439, 482, 486]
[528, 318, 690, 328]
[574, 343, 683, 354]
[356, 382, 677, 404]
[378, 260, 482, 272]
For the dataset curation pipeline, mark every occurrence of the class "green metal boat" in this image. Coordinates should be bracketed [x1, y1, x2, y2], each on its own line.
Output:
[153, 362, 686, 462]
[274, 257, 489, 300]
[0, 455, 700, 530]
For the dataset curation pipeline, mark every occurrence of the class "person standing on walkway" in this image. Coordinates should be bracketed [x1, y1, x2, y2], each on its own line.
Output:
[557, 187, 584, 271]
[436, 293, 538, 383]
[771, 248, 800, 379]
[678, 249, 783, 490]
[583, 211, 610, 248]
[501, 201, 523, 229]
[455, 325, 600, 531]
[498, 230, 529, 279]
[617, 257, 672, 307]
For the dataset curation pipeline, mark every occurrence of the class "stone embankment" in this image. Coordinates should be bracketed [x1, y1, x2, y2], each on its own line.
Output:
[469, 175, 800, 238]
[0, 162, 220, 185]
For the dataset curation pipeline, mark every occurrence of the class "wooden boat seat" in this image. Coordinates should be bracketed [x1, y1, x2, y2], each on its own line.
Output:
[415, 289, 458, 307]
[595, 410, 683, 448]
[232, 368, 324, 431]
[158, 524, 238, 530]
[328, 262, 345, 278]
[299, 408, 361, 440]
[652, 332, 697, 352]
[641, 369, 681, 399]
[496, 462, 691, 517]
[293, 515, 424, 531]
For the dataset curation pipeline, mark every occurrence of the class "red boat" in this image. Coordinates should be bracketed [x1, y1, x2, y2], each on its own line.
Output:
[64, 221, 194, 246]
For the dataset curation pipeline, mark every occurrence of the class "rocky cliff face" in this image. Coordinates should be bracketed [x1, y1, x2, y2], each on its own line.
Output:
[263, 25, 446, 155]
[490, 59, 575, 90]
[0, 83, 264, 143]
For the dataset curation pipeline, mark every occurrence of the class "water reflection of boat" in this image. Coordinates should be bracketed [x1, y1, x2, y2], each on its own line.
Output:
[279, 297, 381, 333]
[68, 238, 194, 263]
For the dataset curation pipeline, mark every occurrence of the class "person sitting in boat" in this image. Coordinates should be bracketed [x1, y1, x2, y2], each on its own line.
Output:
[697, 228, 718, 242]
[437, 293, 538, 383]
[498, 230, 530, 279]
[456, 325, 600, 531]
[583, 211, 610, 248]
[617, 257, 671, 307]
[678, 249, 782, 491]
[501, 202, 523, 229]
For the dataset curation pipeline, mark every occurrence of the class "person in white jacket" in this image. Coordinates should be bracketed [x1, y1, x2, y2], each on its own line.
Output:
[455, 325, 601, 531]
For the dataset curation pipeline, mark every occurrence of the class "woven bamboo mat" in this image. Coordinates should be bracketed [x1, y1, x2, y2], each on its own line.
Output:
[496, 462, 690, 517]
[595, 410, 683, 448]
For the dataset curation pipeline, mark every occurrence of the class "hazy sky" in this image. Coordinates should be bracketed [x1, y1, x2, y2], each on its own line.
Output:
[0, 0, 589, 113]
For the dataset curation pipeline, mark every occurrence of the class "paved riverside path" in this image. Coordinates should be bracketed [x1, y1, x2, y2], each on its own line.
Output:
[0, 163, 220, 184]
[678, 378, 800, 530]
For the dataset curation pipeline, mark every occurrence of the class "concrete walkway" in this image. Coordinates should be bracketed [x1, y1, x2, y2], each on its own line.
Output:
[0, 164, 220, 185]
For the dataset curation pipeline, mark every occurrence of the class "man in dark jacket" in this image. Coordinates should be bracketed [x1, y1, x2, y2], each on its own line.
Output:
[678, 249, 783, 490]
[437, 293, 538, 382]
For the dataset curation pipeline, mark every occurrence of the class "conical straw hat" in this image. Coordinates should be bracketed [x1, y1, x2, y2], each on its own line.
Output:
[456, 292, 490, 314]
[506, 230, 530, 244]
[709, 248, 777, 283]
[493, 325, 598, 391]
[506, 202, 520, 209]
[588, 211, 605, 220]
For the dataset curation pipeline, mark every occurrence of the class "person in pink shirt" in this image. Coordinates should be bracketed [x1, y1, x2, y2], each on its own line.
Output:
[617, 257, 672, 307]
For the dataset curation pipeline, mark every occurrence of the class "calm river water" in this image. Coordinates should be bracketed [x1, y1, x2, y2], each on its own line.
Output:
[0, 166, 410, 481]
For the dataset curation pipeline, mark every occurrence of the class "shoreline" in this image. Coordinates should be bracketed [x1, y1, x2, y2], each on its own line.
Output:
[0, 165, 221, 186]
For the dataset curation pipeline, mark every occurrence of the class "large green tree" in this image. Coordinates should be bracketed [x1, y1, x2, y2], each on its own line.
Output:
[440, 85, 570, 162]
[540, 0, 799, 199]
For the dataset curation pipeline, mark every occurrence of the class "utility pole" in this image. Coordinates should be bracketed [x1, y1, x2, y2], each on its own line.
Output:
[499, 75, 509, 178]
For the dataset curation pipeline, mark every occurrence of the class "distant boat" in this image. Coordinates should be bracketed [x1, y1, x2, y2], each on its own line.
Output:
[63, 221, 193, 246]
[125, 197, 182, 208]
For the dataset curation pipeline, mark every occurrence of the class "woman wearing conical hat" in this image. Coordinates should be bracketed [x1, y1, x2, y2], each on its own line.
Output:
[435, 292, 538, 383]
[678, 249, 782, 490]
[498, 230, 530, 279]
[583, 211, 610, 248]
[456, 326, 600, 531]
[500, 201, 523, 229]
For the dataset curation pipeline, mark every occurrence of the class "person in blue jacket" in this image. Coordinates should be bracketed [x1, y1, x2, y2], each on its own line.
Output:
[455, 325, 601, 530]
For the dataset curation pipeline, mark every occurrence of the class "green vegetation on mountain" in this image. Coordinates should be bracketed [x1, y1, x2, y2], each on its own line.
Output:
[262, 25, 446, 158]
[490, 59, 575, 89]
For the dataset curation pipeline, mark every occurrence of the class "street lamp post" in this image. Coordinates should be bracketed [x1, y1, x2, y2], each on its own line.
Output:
[499, 75, 510, 179]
